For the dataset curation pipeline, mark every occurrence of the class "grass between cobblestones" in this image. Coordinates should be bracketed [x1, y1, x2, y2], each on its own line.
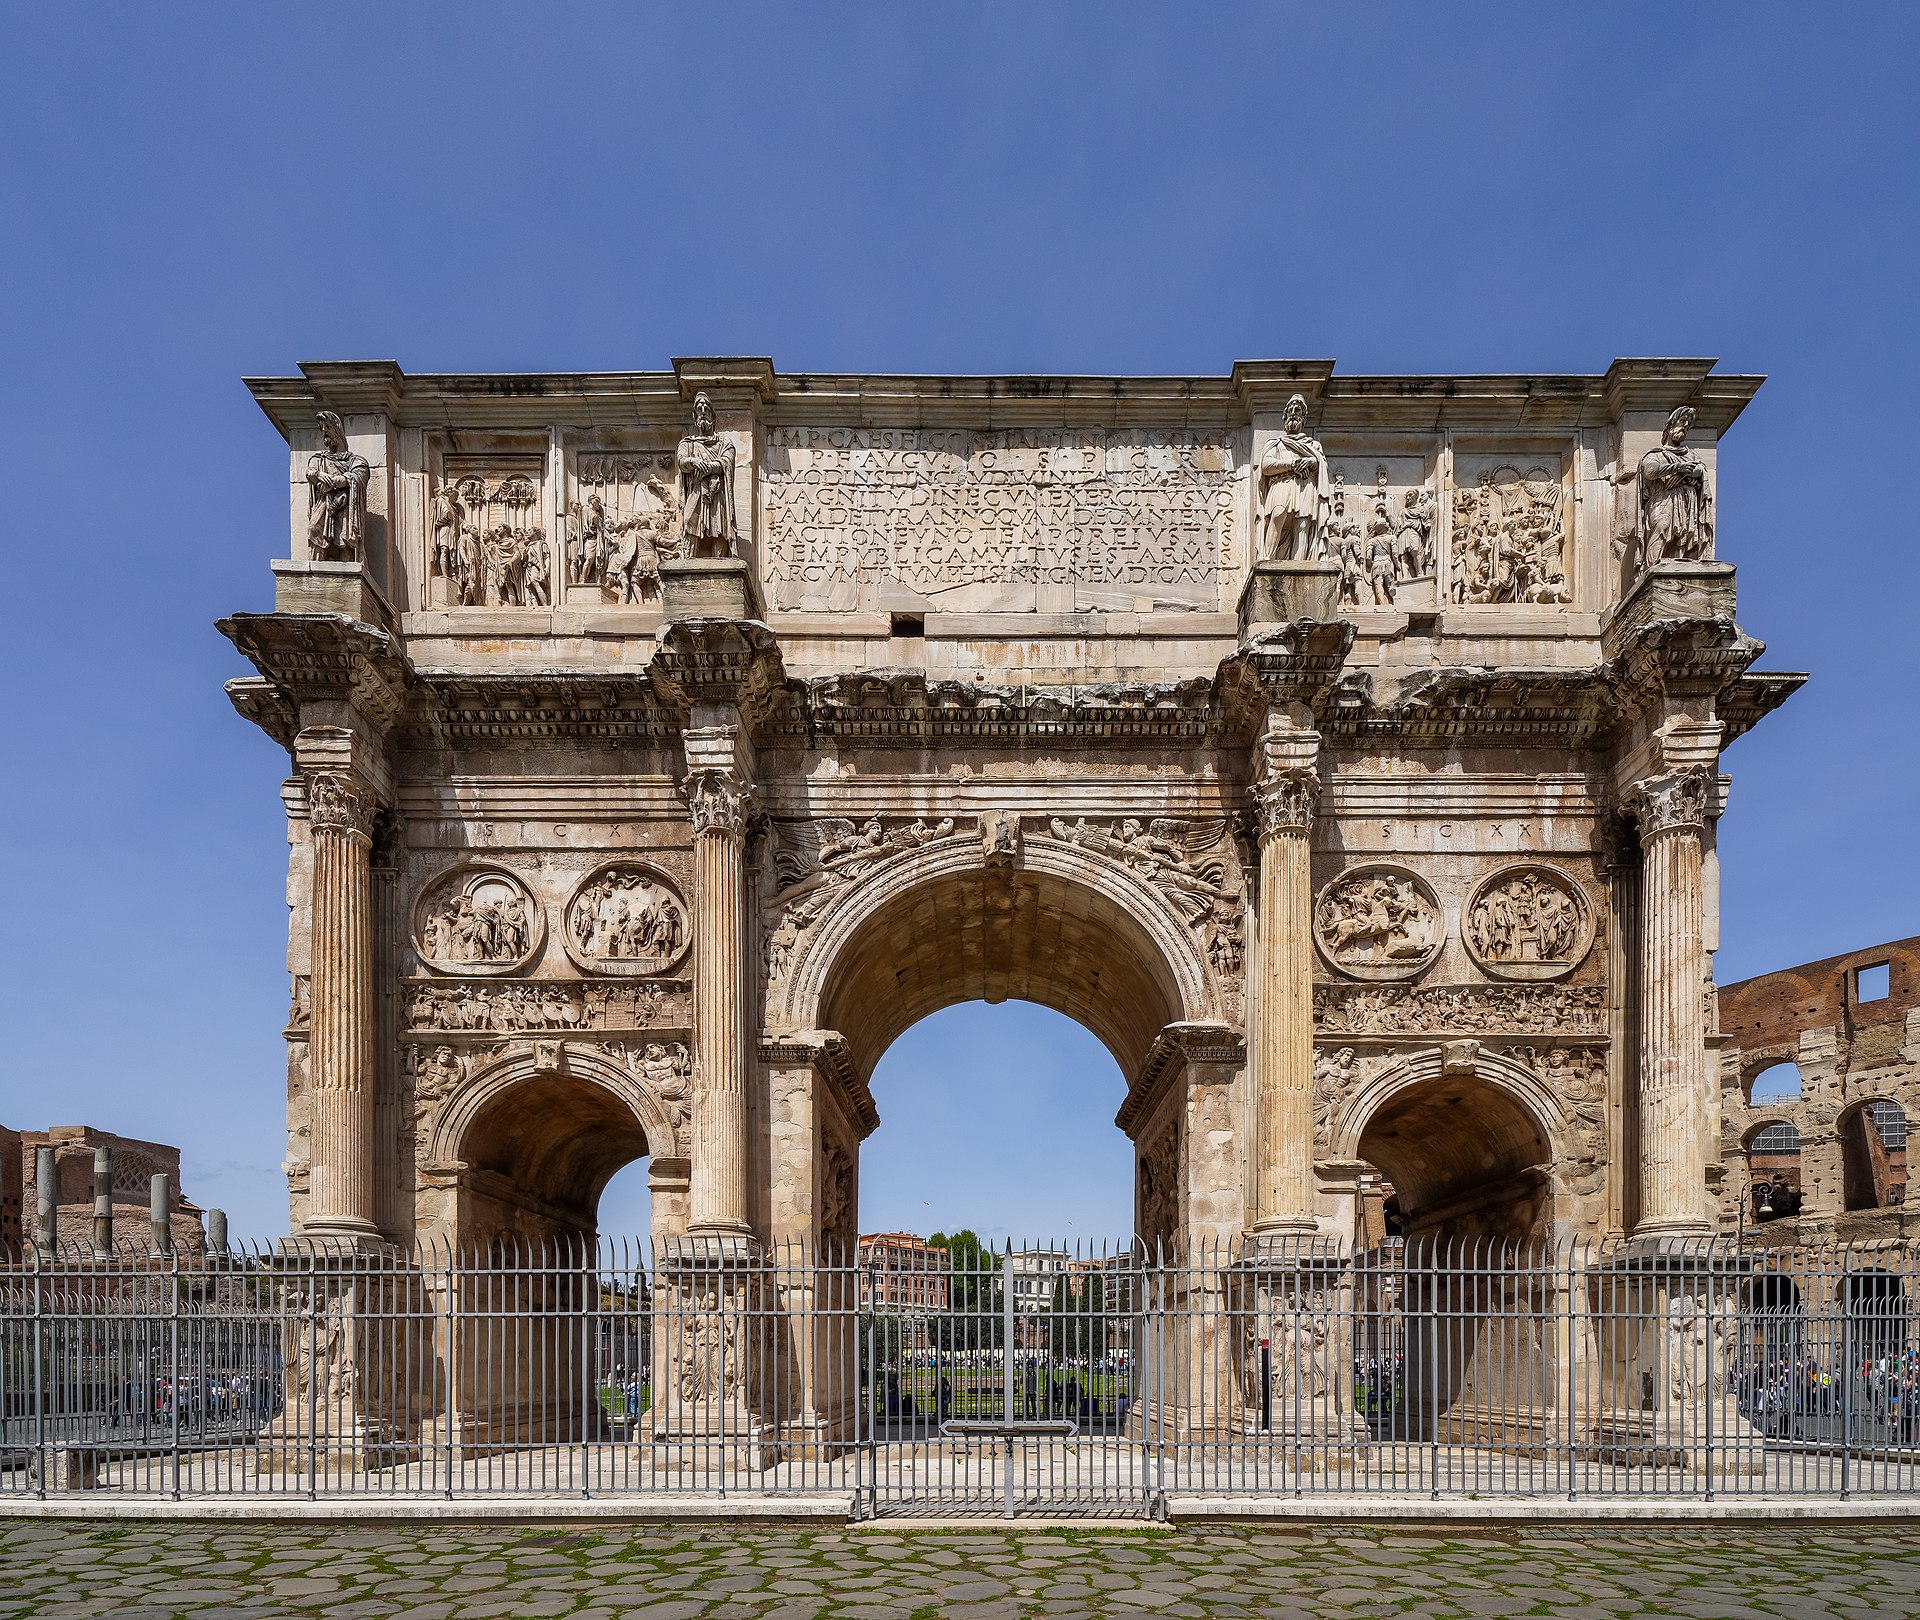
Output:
[2, 1519, 1917, 1617]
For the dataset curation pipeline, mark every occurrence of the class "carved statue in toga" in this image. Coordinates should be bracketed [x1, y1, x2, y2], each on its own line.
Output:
[306, 411, 371, 561]
[676, 391, 738, 556]
[1635, 404, 1714, 567]
[1255, 394, 1331, 561]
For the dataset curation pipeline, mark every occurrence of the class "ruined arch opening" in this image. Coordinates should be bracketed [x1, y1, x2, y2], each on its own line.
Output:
[1354, 1075, 1554, 1248]
[1840, 1099, 1909, 1212]
[457, 1070, 655, 1252]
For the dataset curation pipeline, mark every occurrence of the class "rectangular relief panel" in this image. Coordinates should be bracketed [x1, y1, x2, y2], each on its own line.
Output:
[1447, 449, 1573, 609]
[760, 426, 1248, 615]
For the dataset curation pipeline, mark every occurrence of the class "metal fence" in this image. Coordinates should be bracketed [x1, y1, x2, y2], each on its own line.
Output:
[4, 1234, 1918, 1513]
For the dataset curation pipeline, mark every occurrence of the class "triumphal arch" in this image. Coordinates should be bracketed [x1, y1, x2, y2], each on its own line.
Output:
[224, 356, 1802, 1273]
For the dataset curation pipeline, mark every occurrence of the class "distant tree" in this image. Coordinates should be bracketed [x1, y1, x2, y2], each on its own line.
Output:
[930, 1228, 1002, 1347]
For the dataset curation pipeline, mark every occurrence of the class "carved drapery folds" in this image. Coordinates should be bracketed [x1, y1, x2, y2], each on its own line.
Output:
[1631, 406, 1715, 571]
[305, 412, 370, 562]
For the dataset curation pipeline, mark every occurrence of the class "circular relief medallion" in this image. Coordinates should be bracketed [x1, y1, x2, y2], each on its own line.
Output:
[1463, 864, 1594, 982]
[1312, 863, 1443, 982]
[413, 865, 544, 976]
[563, 862, 691, 977]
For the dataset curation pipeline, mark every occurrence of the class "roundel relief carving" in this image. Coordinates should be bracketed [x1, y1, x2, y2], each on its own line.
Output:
[414, 866, 543, 976]
[563, 863, 691, 977]
[1464, 864, 1593, 981]
[1313, 864, 1443, 981]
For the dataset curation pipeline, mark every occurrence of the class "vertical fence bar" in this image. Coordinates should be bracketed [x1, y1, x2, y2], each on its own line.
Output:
[169, 1256, 181, 1500]
[1841, 1246, 1853, 1501]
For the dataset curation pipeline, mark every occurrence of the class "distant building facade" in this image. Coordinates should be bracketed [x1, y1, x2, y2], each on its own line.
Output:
[1718, 936, 1919, 1240]
[9, 1126, 207, 1255]
[858, 1232, 950, 1314]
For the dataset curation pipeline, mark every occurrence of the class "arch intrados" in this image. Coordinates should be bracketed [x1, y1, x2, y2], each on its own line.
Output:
[1742, 1117, 1802, 1150]
[787, 841, 1207, 1082]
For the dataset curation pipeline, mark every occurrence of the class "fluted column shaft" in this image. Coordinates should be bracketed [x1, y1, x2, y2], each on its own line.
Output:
[305, 773, 380, 1238]
[1626, 766, 1714, 1237]
[687, 768, 753, 1235]
[1251, 736, 1320, 1235]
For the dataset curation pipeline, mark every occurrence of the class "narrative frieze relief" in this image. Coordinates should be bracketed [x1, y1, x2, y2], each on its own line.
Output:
[568, 453, 680, 602]
[1313, 863, 1443, 981]
[429, 461, 549, 609]
[412, 865, 543, 976]
[1313, 982, 1608, 1036]
[1463, 864, 1594, 982]
[563, 863, 691, 977]
[402, 977, 690, 1034]
[1325, 465, 1438, 611]
[762, 425, 1242, 612]
[1448, 461, 1571, 606]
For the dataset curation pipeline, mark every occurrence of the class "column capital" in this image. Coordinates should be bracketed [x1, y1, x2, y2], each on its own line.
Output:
[685, 768, 759, 838]
[1254, 722, 1321, 840]
[305, 772, 375, 843]
[1622, 764, 1716, 841]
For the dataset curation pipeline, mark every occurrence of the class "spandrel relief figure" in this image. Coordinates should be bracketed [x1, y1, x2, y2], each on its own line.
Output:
[1314, 866, 1442, 980]
[1255, 394, 1330, 561]
[305, 411, 370, 561]
[676, 392, 738, 556]
[1634, 404, 1715, 567]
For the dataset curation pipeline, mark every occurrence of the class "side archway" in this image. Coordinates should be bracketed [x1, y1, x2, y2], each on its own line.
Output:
[424, 1044, 686, 1248]
[1332, 1046, 1568, 1246]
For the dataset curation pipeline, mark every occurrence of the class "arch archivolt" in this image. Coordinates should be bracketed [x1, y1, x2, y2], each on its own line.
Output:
[772, 828, 1224, 1043]
[421, 1040, 687, 1174]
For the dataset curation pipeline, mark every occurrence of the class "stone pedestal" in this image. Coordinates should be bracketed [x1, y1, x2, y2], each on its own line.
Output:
[1586, 1243, 1765, 1476]
[1238, 558, 1343, 638]
[271, 559, 400, 634]
[1233, 1242, 1366, 1467]
[648, 1234, 776, 1473]
[661, 556, 764, 622]
[253, 1244, 419, 1477]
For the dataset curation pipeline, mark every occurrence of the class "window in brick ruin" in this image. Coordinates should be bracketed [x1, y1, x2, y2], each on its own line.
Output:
[1857, 961, 1892, 1002]
[1748, 1062, 1803, 1104]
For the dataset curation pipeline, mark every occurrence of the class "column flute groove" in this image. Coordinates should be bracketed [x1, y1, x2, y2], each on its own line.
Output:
[686, 765, 754, 1237]
[1250, 732, 1321, 1237]
[304, 772, 380, 1240]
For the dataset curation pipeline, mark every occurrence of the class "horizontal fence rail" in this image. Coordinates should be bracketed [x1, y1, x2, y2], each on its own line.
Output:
[4, 1234, 1919, 1513]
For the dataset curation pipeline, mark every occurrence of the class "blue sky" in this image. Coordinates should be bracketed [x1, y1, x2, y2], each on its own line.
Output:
[2, 4, 1914, 1244]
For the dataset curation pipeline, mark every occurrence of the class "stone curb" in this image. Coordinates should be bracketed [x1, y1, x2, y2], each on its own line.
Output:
[8, 1492, 1920, 1527]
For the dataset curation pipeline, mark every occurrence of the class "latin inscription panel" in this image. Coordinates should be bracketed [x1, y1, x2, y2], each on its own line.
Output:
[762, 426, 1246, 614]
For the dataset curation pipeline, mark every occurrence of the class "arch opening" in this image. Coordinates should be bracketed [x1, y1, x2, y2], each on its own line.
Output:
[859, 1000, 1133, 1245]
[1748, 1061, 1803, 1105]
[1840, 1100, 1909, 1212]
[812, 864, 1191, 1087]
[457, 1070, 654, 1251]
[1354, 1074, 1554, 1247]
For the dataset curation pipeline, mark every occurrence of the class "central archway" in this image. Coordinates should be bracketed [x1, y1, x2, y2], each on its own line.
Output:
[768, 840, 1234, 1261]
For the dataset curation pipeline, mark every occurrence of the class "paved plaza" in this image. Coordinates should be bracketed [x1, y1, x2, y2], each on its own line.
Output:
[2, 1519, 1917, 1618]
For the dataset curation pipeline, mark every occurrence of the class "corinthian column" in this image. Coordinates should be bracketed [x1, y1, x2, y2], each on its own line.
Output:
[686, 759, 755, 1237]
[1251, 725, 1321, 1237]
[1624, 765, 1716, 1237]
[304, 772, 380, 1240]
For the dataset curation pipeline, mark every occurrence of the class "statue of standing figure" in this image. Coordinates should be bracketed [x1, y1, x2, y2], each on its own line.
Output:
[676, 391, 737, 556]
[306, 410, 371, 561]
[1256, 394, 1331, 561]
[1633, 404, 1714, 567]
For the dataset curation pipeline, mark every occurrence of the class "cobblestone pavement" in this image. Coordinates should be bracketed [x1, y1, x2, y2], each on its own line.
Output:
[3, 1519, 1918, 1618]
